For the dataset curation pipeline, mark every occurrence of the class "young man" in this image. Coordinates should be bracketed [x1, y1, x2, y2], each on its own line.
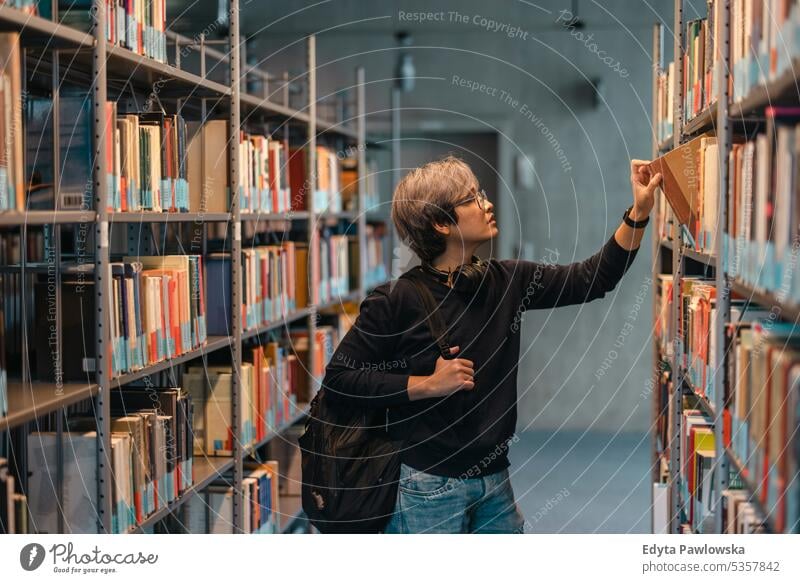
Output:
[322, 156, 662, 533]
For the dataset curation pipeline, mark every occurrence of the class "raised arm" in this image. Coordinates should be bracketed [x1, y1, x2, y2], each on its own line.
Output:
[507, 159, 661, 311]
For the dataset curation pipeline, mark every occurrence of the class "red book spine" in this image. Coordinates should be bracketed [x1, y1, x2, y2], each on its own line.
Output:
[169, 277, 179, 357]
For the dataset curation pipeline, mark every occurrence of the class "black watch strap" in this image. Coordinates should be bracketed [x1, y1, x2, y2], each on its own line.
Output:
[623, 205, 649, 228]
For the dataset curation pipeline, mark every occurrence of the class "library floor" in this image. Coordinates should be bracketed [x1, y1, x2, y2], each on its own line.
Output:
[509, 430, 650, 533]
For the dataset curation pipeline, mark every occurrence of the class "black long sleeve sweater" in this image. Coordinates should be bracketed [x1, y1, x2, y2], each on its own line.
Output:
[322, 232, 639, 478]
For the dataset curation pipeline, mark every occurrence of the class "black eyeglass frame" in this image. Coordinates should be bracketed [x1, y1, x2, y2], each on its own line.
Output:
[454, 187, 489, 211]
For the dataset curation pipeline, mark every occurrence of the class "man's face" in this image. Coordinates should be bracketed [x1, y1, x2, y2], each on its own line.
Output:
[451, 187, 498, 245]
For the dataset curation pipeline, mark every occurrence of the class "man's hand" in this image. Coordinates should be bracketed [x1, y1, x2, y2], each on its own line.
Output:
[407, 346, 475, 401]
[630, 159, 662, 220]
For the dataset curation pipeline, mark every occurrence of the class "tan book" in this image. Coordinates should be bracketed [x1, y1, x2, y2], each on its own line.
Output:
[649, 131, 715, 244]
[187, 120, 229, 213]
[294, 242, 309, 309]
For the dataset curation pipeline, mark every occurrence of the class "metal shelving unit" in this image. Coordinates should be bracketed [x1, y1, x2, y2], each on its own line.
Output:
[653, 0, 800, 534]
[653, 0, 730, 535]
[0, 0, 386, 534]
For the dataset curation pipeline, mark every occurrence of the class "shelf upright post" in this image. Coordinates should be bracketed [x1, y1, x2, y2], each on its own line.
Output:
[357, 67, 367, 300]
[92, 0, 113, 534]
[713, 0, 731, 535]
[307, 35, 319, 393]
[229, 0, 244, 533]
[669, 0, 685, 535]
[52, 42, 66, 533]
[650, 22, 663, 534]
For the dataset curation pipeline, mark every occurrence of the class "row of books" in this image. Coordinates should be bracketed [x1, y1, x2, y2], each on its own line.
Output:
[186, 462, 281, 534]
[106, 105, 190, 212]
[658, 276, 720, 401]
[722, 487, 768, 533]
[313, 229, 353, 305]
[341, 157, 381, 213]
[26, 387, 194, 533]
[205, 242, 303, 336]
[0, 33, 23, 212]
[682, 278, 717, 402]
[109, 255, 207, 377]
[58, 0, 166, 63]
[654, 1, 722, 142]
[655, 276, 674, 358]
[655, 61, 675, 144]
[684, 1, 723, 123]
[652, 391, 722, 534]
[0, 457, 27, 533]
[0, 231, 45, 265]
[240, 244, 299, 329]
[731, 0, 800, 103]
[288, 145, 345, 214]
[725, 318, 800, 533]
[681, 396, 718, 533]
[183, 341, 304, 456]
[108, 0, 167, 62]
[657, 0, 800, 119]
[239, 132, 291, 214]
[0, 31, 376, 216]
[654, 273, 800, 533]
[725, 108, 800, 297]
[657, 274, 777, 404]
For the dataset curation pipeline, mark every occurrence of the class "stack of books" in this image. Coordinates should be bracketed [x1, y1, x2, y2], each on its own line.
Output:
[289, 145, 343, 213]
[239, 132, 291, 214]
[205, 243, 299, 335]
[110, 255, 207, 376]
[683, 0, 723, 122]
[726, 108, 800, 296]
[186, 461, 280, 534]
[680, 406, 716, 532]
[731, 0, 800, 103]
[183, 349, 300, 456]
[725, 318, 800, 533]
[312, 229, 353, 305]
[27, 389, 194, 533]
[107, 106, 190, 212]
[60, 0, 167, 63]
[655, 61, 675, 144]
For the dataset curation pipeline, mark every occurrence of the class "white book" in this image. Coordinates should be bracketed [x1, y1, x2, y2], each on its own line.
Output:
[652, 482, 669, 534]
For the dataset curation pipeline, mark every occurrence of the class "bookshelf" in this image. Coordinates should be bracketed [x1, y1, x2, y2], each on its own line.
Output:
[652, 0, 800, 534]
[0, 1, 390, 534]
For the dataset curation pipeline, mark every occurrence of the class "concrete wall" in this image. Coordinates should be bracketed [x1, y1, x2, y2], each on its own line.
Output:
[228, 0, 676, 433]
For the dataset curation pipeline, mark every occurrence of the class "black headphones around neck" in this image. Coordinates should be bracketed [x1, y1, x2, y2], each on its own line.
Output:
[420, 257, 489, 295]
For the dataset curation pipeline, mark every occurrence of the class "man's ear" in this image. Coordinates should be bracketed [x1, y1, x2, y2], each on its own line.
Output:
[433, 222, 450, 236]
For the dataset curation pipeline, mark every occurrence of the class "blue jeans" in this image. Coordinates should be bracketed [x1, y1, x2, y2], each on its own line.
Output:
[383, 462, 526, 533]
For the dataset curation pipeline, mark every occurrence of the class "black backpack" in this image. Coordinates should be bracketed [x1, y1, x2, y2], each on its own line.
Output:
[298, 269, 452, 533]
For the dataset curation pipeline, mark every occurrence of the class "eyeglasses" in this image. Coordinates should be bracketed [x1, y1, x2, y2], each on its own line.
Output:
[455, 188, 489, 212]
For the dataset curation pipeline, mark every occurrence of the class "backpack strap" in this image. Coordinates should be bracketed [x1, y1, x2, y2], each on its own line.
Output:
[403, 270, 454, 360]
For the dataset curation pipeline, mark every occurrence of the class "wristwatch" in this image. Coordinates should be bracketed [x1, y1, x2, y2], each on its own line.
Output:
[623, 205, 650, 229]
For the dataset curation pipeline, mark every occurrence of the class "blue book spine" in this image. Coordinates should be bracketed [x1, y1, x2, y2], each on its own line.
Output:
[205, 258, 231, 336]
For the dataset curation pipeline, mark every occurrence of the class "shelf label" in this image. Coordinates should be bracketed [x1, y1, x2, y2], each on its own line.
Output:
[99, 222, 109, 249]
